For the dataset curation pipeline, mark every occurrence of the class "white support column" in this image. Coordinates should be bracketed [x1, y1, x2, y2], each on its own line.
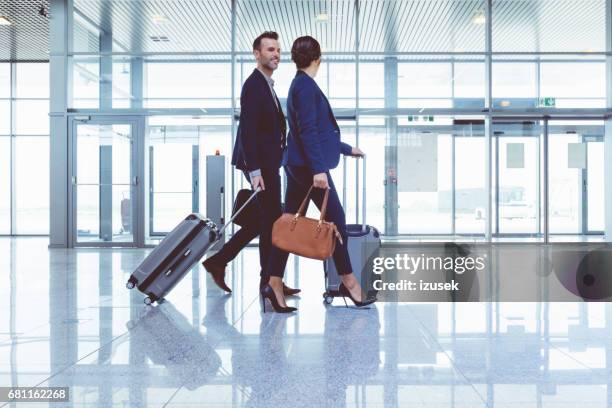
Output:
[484, 0, 493, 241]
[605, 0, 612, 241]
[230, 0, 236, 237]
[9, 63, 15, 235]
[49, 0, 71, 247]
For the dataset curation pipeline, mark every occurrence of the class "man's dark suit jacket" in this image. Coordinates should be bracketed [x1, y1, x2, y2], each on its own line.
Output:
[231, 69, 286, 172]
[284, 70, 352, 175]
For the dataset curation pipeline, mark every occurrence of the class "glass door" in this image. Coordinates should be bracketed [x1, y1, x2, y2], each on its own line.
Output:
[492, 121, 542, 236]
[586, 137, 604, 233]
[548, 120, 605, 237]
[70, 117, 142, 247]
[148, 125, 199, 235]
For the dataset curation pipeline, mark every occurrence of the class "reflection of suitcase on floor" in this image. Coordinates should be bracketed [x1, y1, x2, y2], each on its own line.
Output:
[127, 302, 221, 390]
[324, 156, 381, 304]
[126, 188, 260, 305]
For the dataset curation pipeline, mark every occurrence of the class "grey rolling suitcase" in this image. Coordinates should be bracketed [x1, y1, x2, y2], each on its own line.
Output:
[126, 188, 260, 305]
[324, 156, 381, 305]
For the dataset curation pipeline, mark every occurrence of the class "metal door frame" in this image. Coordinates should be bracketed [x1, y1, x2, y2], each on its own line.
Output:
[68, 115, 145, 247]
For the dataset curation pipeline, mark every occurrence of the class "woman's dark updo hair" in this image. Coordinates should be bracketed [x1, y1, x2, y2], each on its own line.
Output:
[291, 36, 321, 69]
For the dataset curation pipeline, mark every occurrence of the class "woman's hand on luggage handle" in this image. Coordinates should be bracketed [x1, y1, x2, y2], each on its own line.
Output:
[313, 173, 329, 189]
[251, 175, 265, 191]
[351, 147, 365, 157]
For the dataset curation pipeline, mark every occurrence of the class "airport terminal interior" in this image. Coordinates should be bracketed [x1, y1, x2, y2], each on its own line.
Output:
[1, 0, 612, 406]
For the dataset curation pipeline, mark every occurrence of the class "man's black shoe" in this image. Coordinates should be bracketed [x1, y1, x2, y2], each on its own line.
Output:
[203, 259, 232, 293]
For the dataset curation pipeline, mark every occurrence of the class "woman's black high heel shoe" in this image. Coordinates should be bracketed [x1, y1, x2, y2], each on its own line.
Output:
[338, 282, 376, 308]
[260, 284, 297, 313]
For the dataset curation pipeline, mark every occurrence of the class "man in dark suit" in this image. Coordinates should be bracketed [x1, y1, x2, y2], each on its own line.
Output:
[202, 32, 299, 296]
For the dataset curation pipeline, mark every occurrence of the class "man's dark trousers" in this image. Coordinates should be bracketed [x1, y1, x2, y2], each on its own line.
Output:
[208, 168, 281, 277]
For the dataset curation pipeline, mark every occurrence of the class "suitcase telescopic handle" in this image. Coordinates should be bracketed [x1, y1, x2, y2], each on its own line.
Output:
[343, 153, 367, 232]
[217, 186, 261, 237]
[359, 155, 366, 232]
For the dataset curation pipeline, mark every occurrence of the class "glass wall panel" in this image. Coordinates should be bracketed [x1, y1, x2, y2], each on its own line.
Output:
[16, 63, 50, 98]
[0, 63, 10, 98]
[328, 62, 356, 108]
[359, 62, 384, 108]
[398, 60, 486, 109]
[398, 63, 452, 108]
[15, 100, 49, 135]
[492, 0, 606, 52]
[144, 62, 231, 108]
[71, 57, 100, 109]
[236, 60, 350, 108]
[0, 137, 9, 234]
[0, 101, 10, 135]
[454, 121, 486, 234]
[490, 57, 606, 109]
[396, 119, 453, 234]
[453, 62, 485, 106]
[112, 58, 132, 109]
[15, 137, 50, 234]
[492, 62, 536, 108]
[540, 61, 606, 108]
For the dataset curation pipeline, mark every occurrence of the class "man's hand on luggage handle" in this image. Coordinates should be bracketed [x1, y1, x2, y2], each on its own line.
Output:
[313, 173, 329, 189]
[251, 175, 265, 191]
[351, 147, 365, 157]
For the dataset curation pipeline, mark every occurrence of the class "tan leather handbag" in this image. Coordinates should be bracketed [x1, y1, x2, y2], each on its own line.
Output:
[272, 186, 343, 260]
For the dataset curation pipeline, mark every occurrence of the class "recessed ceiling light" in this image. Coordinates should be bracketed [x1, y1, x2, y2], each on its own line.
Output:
[0, 16, 12, 25]
[472, 12, 485, 25]
[151, 14, 168, 24]
[316, 13, 329, 22]
[500, 100, 511, 107]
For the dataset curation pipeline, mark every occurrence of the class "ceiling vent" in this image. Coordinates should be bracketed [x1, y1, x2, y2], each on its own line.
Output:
[149, 35, 170, 42]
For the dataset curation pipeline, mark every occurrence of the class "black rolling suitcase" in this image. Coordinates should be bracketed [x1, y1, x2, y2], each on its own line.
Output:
[126, 188, 260, 305]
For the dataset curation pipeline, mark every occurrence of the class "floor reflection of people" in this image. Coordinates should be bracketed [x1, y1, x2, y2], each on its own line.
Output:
[213, 303, 380, 407]
[127, 301, 221, 391]
[228, 314, 293, 407]
[324, 307, 381, 407]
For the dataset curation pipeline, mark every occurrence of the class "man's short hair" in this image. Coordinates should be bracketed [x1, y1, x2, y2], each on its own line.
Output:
[253, 31, 279, 51]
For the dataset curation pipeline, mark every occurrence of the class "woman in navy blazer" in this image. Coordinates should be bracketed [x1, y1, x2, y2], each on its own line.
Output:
[263, 36, 376, 310]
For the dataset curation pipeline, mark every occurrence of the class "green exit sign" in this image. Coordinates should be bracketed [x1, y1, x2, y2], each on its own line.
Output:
[539, 97, 556, 107]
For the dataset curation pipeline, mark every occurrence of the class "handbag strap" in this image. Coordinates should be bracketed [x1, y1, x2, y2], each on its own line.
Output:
[295, 185, 330, 222]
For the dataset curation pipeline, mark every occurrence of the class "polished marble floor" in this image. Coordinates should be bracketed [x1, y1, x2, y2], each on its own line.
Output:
[1, 237, 612, 407]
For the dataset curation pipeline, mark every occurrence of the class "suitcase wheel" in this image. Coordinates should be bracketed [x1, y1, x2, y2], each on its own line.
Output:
[126, 277, 137, 290]
[143, 296, 153, 305]
[323, 292, 334, 305]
